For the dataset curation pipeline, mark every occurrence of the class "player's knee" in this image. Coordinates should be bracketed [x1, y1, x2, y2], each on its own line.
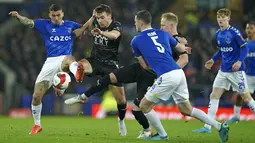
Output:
[79, 59, 89, 65]
[210, 88, 224, 99]
[210, 92, 220, 99]
[132, 103, 141, 111]
[115, 97, 126, 104]
[139, 102, 150, 113]
[109, 73, 117, 83]
[79, 59, 92, 73]
[235, 95, 243, 106]
[61, 56, 76, 71]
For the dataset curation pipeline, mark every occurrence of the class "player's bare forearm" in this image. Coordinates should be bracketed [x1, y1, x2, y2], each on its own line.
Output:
[73, 17, 95, 37]
[17, 15, 34, 28]
[177, 54, 189, 68]
[73, 27, 87, 37]
[101, 30, 120, 40]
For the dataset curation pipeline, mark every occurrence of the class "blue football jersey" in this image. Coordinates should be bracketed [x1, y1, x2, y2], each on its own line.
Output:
[33, 19, 80, 57]
[246, 41, 255, 76]
[131, 29, 180, 77]
[216, 25, 247, 72]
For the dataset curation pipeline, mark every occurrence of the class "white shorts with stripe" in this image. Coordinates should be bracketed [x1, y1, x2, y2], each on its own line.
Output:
[145, 69, 189, 104]
[213, 70, 248, 94]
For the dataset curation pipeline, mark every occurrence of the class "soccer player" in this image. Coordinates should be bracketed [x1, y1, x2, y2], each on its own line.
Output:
[132, 10, 229, 142]
[192, 8, 255, 133]
[68, 4, 128, 136]
[225, 20, 255, 124]
[65, 12, 190, 138]
[9, 4, 81, 134]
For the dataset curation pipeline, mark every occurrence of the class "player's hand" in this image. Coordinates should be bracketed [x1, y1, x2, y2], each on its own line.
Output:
[205, 59, 214, 70]
[185, 47, 192, 54]
[92, 9, 97, 18]
[176, 37, 188, 45]
[232, 61, 242, 71]
[91, 28, 102, 36]
[9, 11, 20, 18]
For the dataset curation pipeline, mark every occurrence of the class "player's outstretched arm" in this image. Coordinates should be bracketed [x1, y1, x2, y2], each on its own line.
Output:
[73, 9, 96, 37]
[9, 11, 34, 28]
[73, 16, 95, 37]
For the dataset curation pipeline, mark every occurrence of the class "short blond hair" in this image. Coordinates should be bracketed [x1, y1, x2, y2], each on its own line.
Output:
[217, 8, 231, 17]
[161, 12, 178, 24]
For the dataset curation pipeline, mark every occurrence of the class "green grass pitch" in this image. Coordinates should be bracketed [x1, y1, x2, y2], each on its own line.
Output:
[0, 116, 254, 143]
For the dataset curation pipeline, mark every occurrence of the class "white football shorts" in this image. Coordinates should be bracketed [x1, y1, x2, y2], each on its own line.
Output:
[213, 70, 248, 94]
[246, 75, 255, 94]
[145, 69, 189, 104]
[35, 55, 66, 88]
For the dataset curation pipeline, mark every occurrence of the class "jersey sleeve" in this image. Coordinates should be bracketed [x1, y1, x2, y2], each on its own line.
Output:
[167, 33, 178, 48]
[71, 21, 81, 30]
[232, 28, 247, 48]
[33, 19, 48, 33]
[131, 37, 142, 57]
[112, 21, 121, 32]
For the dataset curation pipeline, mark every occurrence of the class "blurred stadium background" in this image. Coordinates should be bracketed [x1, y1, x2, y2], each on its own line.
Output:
[0, 0, 255, 120]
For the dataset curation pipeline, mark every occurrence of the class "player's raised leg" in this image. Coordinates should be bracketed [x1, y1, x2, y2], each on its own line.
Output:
[53, 55, 77, 96]
[29, 80, 50, 134]
[65, 72, 116, 104]
[69, 58, 93, 83]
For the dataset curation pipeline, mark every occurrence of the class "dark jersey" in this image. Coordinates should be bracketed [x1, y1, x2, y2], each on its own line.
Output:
[172, 34, 188, 61]
[91, 19, 122, 66]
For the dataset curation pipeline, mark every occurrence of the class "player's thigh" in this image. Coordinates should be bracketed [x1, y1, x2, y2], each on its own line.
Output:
[144, 70, 182, 103]
[246, 75, 255, 94]
[112, 63, 140, 83]
[109, 85, 126, 104]
[61, 55, 75, 72]
[227, 71, 248, 94]
[80, 58, 94, 74]
[172, 70, 189, 104]
[213, 70, 231, 91]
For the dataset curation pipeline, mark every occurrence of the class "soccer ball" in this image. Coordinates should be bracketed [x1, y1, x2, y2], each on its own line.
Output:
[53, 72, 71, 89]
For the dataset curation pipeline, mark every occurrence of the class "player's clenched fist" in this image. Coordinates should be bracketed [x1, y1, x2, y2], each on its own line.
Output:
[205, 59, 214, 70]
[9, 11, 20, 17]
[176, 37, 188, 45]
[91, 28, 102, 36]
